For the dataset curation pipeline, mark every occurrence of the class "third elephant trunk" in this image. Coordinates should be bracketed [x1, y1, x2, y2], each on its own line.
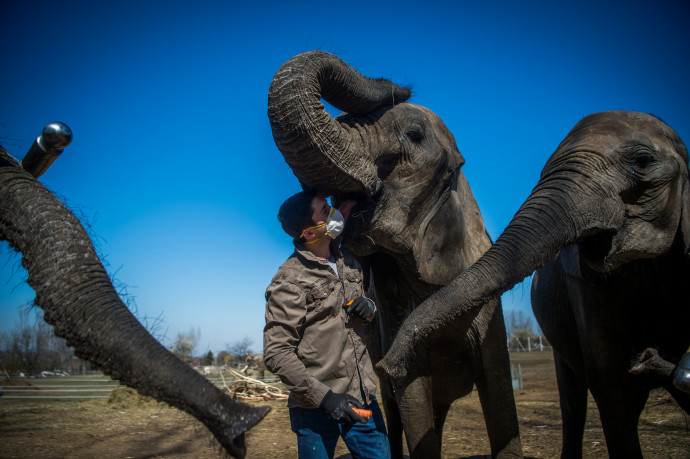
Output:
[379, 166, 624, 377]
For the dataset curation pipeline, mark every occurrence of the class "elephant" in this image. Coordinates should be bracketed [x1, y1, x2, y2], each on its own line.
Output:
[0, 124, 270, 458]
[267, 51, 522, 458]
[379, 111, 690, 458]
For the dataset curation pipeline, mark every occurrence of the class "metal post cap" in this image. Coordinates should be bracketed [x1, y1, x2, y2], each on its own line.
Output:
[41, 122, 73, 152]
[20, 121, 73, 178]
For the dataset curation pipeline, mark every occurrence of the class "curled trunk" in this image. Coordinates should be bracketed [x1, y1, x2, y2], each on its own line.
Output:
[379, 169, 624, 377]
[268, 50, 411, 196]
[0, 148, 269, 458]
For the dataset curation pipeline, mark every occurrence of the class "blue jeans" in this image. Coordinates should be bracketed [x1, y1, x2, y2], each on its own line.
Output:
[289, 398, 391, 459]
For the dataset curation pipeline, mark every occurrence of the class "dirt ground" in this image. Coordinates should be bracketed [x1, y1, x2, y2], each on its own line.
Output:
[1, 352, 688, 458]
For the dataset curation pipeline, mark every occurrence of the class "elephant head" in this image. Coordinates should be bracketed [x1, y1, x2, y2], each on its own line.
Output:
[0, 129, 269, 458]
[380, 110, 690, 377]
[268, 51, 491, 286]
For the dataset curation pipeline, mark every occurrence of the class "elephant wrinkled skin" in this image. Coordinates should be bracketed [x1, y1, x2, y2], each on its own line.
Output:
[381, 111, 690, 458]
[268, 51, 522, 458]
[0, 145, 269, 458]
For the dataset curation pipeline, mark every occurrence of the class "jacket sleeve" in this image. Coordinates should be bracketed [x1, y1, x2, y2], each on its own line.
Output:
[263, 276, 331, 408]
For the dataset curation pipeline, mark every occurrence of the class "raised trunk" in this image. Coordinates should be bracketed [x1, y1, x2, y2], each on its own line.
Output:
[379, 166, 625, 378]
[268, 50, 410, 196]
[0, 149, 269, 458]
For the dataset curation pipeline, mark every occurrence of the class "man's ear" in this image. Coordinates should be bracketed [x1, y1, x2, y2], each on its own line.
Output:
[301, 229, 316, 242]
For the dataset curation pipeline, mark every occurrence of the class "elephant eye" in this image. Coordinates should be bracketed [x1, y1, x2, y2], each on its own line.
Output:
[634, 152, 653, 169]
[406, 127, 424, 143]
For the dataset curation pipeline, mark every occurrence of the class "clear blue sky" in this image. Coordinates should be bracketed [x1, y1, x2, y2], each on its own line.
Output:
[2, 1, 689, 354]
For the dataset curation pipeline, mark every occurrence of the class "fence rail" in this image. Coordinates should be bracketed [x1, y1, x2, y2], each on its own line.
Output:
[0, 374, 282, 400]
[2, 395, 115, 399]
[4, 367, 522, 399]
[1, 379, 121, 399]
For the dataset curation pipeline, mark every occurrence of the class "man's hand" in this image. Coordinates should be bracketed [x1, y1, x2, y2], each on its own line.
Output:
[344, 297, 375, 321]
[319, 390, 367, 424]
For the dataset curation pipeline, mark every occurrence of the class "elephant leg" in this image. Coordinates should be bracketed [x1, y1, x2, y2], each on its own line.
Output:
[394, 375, 440, 458]
[554, 353, 588, 459]
[432, 403, 451, 452]
[380, 377, 405, 459]
[589, 379, 647, 458]
[473, 305, 523, 458]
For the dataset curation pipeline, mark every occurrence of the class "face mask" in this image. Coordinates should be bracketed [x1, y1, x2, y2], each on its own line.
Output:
[304, 207, 345, 244]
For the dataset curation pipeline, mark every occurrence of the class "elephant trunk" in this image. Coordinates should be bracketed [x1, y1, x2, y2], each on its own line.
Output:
[268, 50, 411, 197]
[379, 154, 625, 377]
[0, 149, 269, 458]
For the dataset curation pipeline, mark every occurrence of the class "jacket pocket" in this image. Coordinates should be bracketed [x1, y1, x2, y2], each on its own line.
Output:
[306, 280, 335, 320]
[343, 271, 362, 300]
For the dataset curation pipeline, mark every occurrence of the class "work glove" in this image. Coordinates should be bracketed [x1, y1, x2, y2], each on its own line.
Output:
[319, 390, 367, 424]
[344, 296, 376, 321]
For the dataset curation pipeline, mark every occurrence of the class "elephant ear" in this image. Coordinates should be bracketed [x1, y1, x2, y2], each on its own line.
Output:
[680, 175, 690, 260]
[413, 171, 466, 285]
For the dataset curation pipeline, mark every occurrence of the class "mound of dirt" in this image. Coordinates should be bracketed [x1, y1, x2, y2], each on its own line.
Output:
[107, 386, 162, 409]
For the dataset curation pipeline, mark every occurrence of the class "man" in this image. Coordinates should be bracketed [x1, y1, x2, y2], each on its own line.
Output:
[264, 190, 390, 459]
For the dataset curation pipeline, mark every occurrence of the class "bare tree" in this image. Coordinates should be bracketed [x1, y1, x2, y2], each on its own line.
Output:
[226, 336, 253, 361]
[43, 328, 74, 372]
[0, 307, 76, 375]
[216, 350, 231, 366]
[505, 310, 534, 337]
[505, 310, 543, 351]
[13, 308, 49, 374]
[170, 327, 201, 363]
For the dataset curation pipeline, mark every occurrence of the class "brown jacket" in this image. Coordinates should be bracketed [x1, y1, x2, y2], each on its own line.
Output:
[263, 240, 377, 409]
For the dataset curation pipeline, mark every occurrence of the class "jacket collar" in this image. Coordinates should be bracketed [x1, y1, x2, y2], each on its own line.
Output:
[293, 238, 342, 265]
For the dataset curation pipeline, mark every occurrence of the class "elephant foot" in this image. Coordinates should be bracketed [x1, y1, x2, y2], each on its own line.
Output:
[493, 436, 524, 458]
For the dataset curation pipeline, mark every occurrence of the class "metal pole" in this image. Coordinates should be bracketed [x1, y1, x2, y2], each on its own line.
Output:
[19, 122, 72, 178]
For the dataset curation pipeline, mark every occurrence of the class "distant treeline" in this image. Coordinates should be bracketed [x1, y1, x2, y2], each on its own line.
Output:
[0, 307, 92, 377]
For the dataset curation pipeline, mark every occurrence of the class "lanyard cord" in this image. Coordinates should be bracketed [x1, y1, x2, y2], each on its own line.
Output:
[337, 258, 370, 404]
